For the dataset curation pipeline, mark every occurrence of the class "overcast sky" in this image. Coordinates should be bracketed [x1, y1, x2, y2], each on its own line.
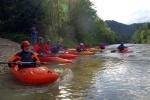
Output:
[90, 0, 150, 24]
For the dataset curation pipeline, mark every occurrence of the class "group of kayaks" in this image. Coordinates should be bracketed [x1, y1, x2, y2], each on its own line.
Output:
[10, 48, 95, 85]
[10, 48, 133, 85]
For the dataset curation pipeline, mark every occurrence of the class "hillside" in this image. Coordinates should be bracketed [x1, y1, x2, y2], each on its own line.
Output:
[105, 20, 143, 42]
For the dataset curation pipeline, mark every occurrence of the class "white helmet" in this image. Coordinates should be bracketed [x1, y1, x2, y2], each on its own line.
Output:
[80, 43, 84, 45]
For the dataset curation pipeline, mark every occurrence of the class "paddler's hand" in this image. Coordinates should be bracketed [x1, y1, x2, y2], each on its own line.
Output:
[33, 52, 39, 55]
[16, 61, 22, 65]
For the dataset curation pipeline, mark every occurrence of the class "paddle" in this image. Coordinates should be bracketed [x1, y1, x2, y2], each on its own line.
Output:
[0, 61, 71, 66]
[0, 62, 47, 64]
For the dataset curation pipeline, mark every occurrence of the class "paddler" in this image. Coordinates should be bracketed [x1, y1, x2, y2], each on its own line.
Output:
[117, 42, 128, 51]
[8, 41, 40, 69]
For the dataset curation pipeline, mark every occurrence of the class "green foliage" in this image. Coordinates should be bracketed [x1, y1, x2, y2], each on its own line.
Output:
[0, 33, 31, 43]
[0, 0, 120, 46]
[131, 23, 150, 44]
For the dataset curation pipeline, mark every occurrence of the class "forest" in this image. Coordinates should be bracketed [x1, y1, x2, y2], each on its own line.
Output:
[131, 23, 150, 43]
[0, 0, 121, 48]
[105, 20, 150, 44]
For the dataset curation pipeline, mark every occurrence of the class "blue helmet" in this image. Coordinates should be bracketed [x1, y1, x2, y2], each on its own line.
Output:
[47, 39, 51, 43]
[57, 40, 61, 43]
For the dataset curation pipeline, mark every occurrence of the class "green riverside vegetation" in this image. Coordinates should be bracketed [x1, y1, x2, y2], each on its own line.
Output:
[0, 0, 126, 47]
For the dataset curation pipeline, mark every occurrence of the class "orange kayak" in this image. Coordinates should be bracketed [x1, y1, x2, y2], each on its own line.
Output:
[67, 48, 95, 53]
[11, 65, 59, 85]
[38, 56, 73, 63]
[57, 53, 77, 59]
[86, 48, 94, 52]
[78, 51, 95, 55]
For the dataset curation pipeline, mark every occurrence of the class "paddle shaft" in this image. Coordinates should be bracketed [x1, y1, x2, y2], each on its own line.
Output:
[0, 62, 47, 64]
[0, 62, 68, 66]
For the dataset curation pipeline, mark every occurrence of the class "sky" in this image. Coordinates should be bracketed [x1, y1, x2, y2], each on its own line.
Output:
[90, 0, 150, 24]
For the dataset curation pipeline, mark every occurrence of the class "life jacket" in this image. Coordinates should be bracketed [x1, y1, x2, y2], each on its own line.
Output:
[44, 44, 51, 54]
[117, 45, 125, 50]
[33, 44, 45, 54]
[17, 51, 36, 69]
[44, 44, 51, 51]
[101, 45, 105, 49]
[50, 46, 60, 54]
[76, 45, 84, 52]
[82, 44, 87, 49]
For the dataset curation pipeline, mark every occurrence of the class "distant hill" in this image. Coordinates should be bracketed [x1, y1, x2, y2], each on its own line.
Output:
[105, 20, 143, 42]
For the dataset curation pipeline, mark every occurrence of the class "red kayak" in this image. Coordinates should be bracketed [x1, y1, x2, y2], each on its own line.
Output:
[118, 50, 133, 53]
[11, 65, 59, 85]
[38, 56, 73, 63]
[57, 53, 77, 59]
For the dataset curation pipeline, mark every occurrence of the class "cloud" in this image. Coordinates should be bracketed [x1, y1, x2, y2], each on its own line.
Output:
[127, 9, 150, 24]
[90, 0, 150, 24]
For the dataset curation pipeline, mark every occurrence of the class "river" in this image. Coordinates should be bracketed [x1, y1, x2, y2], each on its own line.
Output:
[0, 44, 150, 100]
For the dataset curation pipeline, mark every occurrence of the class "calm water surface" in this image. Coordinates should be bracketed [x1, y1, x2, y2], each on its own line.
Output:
[0, 44, 150, 100]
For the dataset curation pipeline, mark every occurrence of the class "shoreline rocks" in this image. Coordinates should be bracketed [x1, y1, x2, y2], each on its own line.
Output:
[0, 38, 21, 70]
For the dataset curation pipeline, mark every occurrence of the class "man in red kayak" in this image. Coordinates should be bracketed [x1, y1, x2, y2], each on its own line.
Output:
[117, 42, 128, 51]
[98, 43, 106, 50]
[8, 41, 40, 69]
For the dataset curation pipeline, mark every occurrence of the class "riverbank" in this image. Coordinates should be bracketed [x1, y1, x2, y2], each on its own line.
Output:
[0, 38, 21, 70]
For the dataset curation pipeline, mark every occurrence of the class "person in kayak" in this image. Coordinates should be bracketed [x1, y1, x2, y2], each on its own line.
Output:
[98, 43, 106, 50]
[33, 37, 47, 54]
[44, 39, 51, 54]
[117, 42, 128, 51]
[8, 41, 40, 69]
[76, 43, 86, 52]
[50, 43, 62, 55]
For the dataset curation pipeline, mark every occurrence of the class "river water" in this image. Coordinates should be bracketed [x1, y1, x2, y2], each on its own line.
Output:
[0, 44, 150, 100]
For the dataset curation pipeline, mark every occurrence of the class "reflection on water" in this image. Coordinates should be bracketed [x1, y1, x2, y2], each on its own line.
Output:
[1, 44, 150, 100]
[85, 44, 150, 100]
[0, 55, 103, 100]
